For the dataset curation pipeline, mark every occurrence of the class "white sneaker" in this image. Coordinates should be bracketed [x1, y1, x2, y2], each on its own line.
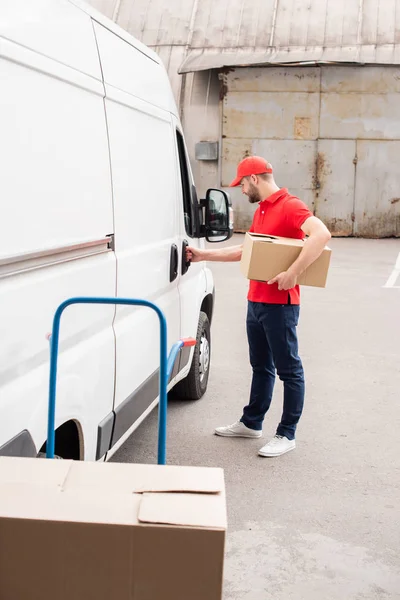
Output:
[215, 420, 262, 438]
[258, 435, 295, 457]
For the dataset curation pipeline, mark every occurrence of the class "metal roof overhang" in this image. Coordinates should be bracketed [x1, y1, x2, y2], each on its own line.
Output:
[179, 44, 400, 74]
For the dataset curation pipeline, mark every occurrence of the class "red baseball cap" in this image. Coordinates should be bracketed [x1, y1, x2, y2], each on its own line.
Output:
[229, 156, 273, 187]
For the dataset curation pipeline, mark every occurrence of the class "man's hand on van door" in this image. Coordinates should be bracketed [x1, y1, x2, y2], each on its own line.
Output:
[186, 247, 204, 262]
[268, 271, 297, 291]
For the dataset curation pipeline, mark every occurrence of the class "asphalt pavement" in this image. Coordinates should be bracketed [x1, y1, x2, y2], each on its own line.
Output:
[112, 235, 400, 600]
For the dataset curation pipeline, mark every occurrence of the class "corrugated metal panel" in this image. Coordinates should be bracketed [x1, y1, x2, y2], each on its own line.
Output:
[320, 66, 400, 140]
[375, 0, 397, 45]
[354, 141, 400, 237]
[223, 91, 320, 140]
[316, 140, 356, 236]
[190, 0, 275, 50]
[83, 0, 117, 19]
[222, 66, 320, 143]
[87, 0, 400, 74]
[226, 66, 321, 92]
[220, 66, 400, 236]
[180, 44, 400, 73]
[179, 0, 400, 72]
[113, 0, 197, 46]
[321, 66, 400, 93]
[151, 45, 187, 101]
[321, 93, 400, 140]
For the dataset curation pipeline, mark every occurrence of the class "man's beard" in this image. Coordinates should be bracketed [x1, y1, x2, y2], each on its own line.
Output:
[247, 183, 262, 204]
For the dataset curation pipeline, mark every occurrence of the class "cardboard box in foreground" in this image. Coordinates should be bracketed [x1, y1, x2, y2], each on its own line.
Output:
[241, 232, 332, 288]
[0, 457, 226, 600]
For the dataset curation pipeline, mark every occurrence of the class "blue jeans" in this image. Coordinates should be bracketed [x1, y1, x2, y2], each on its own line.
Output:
[240, 301, 305, 440]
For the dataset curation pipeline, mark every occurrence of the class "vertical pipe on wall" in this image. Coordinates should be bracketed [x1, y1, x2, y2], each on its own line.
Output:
[269, 0, 280, 47]
[112, 0, 122, 23]
[179, 0, 200, 120]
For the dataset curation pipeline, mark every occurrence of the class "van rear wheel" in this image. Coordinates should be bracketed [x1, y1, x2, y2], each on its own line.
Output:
[173, 312, 210, 400]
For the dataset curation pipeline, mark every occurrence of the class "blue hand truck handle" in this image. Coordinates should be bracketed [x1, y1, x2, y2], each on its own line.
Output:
[46, 297, 188, 465]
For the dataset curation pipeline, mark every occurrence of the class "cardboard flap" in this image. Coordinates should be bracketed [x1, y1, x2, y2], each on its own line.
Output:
[247, 232, 306, 246]
[64, 462, 224, 495]
[249, 233, 277, 242]
[138, 492, 227, 529]
[133, 465, 224, 494]
[0, 485, 141, 525]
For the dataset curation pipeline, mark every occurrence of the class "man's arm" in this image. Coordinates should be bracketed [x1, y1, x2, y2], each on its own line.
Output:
[186, 245, 242, 263]
[268, 216, 331, 290]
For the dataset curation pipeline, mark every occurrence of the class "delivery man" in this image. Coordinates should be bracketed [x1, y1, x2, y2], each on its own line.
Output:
[186, 156, 331, 457]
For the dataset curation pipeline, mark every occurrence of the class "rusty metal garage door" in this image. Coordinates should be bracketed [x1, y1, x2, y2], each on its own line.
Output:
[221, 66, 400, 237]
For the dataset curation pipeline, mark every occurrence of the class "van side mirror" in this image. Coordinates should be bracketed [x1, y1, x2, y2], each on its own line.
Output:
[200, 189, 233, 242]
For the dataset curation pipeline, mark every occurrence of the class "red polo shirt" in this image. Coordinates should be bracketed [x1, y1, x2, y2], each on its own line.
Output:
[248, 188, 313, 305]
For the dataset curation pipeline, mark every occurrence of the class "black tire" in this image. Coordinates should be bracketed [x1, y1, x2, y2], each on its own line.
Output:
[173, 311, 211, 400]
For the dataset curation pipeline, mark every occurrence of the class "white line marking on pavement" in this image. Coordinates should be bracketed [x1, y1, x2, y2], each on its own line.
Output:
[383, 252, 400, 288]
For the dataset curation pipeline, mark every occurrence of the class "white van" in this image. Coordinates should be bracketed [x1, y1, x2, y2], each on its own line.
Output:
[0, 0, 232, 461]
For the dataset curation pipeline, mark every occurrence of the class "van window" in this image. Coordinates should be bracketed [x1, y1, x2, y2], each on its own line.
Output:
[176, 130, 193, 237]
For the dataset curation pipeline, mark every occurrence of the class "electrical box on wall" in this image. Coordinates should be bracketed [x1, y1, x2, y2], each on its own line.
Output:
[195, 141, 219, 161]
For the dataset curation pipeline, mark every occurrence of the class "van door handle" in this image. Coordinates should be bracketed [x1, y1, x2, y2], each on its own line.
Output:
[181, 240, 191, 275]
[169, 244, 178, 282]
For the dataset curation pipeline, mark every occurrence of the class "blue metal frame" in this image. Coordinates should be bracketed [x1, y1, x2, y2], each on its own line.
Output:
[46, 297, 183, 465]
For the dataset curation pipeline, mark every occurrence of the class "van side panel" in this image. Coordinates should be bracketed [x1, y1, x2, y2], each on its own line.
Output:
[92, 21, 177, 115]
[93, 23, 181, 444]
[101, 85, 181, 435]
[0, 20, 116, 460]
[0, 39, 112, 257]
[0, 0, 101, 78]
